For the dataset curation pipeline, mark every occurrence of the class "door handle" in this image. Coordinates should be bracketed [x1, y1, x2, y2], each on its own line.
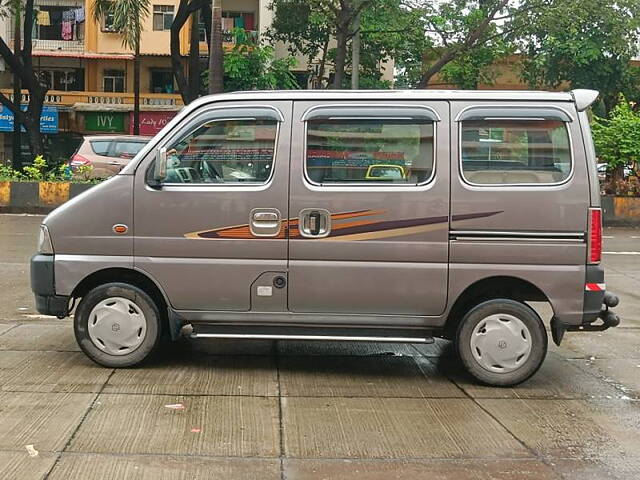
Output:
[299, 208, 331, 238]
[250, 208, 281, 237]
[253, 211, 279, 223]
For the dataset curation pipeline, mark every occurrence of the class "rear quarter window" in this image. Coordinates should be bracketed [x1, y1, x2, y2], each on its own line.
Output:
[90, 140, 111, 156]
[461, 119, 572, 185]
[113, 141, 147, 158]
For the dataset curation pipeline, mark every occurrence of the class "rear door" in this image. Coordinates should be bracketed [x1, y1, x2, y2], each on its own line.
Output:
[288, 101, 450, 318]
[133, 101, 292, 312]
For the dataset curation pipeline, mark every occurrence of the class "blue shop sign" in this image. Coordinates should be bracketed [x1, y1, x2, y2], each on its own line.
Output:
[0, 105, 59, 134]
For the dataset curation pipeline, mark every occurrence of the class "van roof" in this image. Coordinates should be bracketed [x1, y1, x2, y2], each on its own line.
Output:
[220, 89, 575, 102]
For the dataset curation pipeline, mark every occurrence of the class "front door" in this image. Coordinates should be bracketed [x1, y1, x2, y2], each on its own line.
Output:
[133, 101, 292, 312]
[288, 101, 450, 317]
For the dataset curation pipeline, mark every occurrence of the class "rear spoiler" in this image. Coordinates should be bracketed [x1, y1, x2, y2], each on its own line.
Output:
[571, 89, 599, 112]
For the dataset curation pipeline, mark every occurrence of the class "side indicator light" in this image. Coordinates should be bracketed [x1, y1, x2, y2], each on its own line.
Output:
[113, 224, 128, 234]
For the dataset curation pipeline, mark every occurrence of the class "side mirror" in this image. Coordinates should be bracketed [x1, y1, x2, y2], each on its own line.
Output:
[154, 147, 167, 183]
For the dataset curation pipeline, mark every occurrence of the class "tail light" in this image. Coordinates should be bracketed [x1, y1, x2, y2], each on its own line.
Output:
[588, 208, 602, 264]
[70, 154, 91, 166]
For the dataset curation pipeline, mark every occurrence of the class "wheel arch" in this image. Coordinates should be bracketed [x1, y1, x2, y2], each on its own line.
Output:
[443, 275, 552, 339]
[71, 267, 181, 340]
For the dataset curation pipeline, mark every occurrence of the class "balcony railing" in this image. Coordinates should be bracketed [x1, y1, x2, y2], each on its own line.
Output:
[32, 39, 84, 53]
[0, 89, 184, 108]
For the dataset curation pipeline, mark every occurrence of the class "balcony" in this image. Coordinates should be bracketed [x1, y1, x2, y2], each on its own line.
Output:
[0, 89, 184, 110]
[32, 39, 84, 53]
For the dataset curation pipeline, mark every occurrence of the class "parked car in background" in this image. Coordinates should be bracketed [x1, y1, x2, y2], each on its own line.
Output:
[70, 135, 151, 178]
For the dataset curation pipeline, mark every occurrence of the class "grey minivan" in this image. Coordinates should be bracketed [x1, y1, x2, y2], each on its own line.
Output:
[30, 89, 620, 386]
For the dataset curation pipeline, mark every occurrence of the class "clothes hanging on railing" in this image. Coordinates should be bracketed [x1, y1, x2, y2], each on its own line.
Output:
[36, 10, 51, 26]
[61, 21, 73, 40]
[74, 7, 85, 22]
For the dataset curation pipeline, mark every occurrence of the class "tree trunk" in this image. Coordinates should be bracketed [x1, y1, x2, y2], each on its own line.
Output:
[133, 29, 141, 135]
[171, 0, 191, 103]
[316, 37, 329, 88]
[332, 27, 348, 89]
[351, 9, 361, 90]
[208, 0, 223, 94]
[12, 9, 22, 169]
[188, 9, 202, 101]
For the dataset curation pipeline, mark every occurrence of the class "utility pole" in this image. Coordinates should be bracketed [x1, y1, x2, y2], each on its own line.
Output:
[351, 8, 361, 90]
[12, 6, 22, 169]
[133, 17, 140, 135]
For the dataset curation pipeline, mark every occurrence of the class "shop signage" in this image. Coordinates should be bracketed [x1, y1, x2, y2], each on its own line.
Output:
[130, 111, 177, 136]
[0, 105, 59, 133]
[85, 112, 125, 132]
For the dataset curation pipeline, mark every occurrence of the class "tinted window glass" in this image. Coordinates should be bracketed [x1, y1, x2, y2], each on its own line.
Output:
[461, 119, 571, 185]
[113, 141, 147, 158]
[306, 119, 435, 184]
[165, 119, 278, 184]
[90, 140, 111, 155]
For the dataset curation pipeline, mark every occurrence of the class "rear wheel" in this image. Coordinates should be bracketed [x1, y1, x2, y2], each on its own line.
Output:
[74, 282, 162, 367]
[456, 299, 547, 387]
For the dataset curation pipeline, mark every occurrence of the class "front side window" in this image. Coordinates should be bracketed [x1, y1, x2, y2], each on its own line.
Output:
[103, 70, 125, 92]
[164, 119, 278, 184]
[306, 119, 435, 185]
[461, 119, 571, 185]
[153, 5, 174, 30]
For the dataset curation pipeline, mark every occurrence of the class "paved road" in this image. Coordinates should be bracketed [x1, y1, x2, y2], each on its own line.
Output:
[0, 214, 638, 480]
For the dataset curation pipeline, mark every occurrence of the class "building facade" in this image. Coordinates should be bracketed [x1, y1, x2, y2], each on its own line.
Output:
[0, 0, 273, 164]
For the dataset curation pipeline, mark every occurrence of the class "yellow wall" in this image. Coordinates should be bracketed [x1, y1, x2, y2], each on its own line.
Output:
[89, 57, 174, 93]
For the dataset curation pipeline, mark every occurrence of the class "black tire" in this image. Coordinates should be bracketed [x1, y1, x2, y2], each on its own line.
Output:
[456, 299, 548, 387]
[74, 282, 162, 367]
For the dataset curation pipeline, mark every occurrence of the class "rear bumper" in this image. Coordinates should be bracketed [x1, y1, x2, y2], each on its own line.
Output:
[30, 254, 69, 318]
[551, 264, 620, 345]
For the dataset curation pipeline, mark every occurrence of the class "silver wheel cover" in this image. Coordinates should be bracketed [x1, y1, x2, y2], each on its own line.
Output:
[87, 297, 147, 356]
[470, 313, 533, 374]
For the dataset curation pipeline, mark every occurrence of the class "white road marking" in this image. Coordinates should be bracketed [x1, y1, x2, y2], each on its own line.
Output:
[602, 236, 614, 239]
[630, 236, 640, 239]
[603, 251, 640, 255]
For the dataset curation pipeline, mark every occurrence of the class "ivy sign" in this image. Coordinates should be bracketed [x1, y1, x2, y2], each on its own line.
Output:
[85, 112, 125, 132]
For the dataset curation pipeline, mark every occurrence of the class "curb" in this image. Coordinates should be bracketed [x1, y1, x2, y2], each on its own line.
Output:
[0, 181, 95, 214]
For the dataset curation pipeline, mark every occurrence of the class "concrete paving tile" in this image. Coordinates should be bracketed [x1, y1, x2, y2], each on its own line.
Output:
[440, 353, 623, 399]
[279, 356, 463, 398]
[0, 324, 16, 336]
[278, 341, 418, 356]
[0, 263, 37, 320]
[282, 397, 531, 459]
[48, 453, 280, 480]
[68, 394, 280, 457]
[569, 358, 640, 399]
[173, 337, 275, 356]
[0, 322, 79, 351]
[104, 355, 278, 396]
[0, 451, 58, 480]
[284, 458, 560, 480]
[0, 391, 94, 451]
[548, 457, 640, 480]
[555, 328, 640, 359]
[477, 399, 640, 461]
[0, 351, 111, 393]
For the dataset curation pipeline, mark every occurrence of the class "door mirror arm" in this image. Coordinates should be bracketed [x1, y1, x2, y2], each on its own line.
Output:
[150, 147, 167, 189]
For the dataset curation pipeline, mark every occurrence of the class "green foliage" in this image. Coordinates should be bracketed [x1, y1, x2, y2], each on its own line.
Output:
[0, 156, 90, 182]
[517, 0, 640, 110]
[592, 96, 640, 172]
[203, 29, 299, 92]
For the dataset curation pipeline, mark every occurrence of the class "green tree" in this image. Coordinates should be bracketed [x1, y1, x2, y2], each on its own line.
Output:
[267, 0, 371, 88]
[203, 30, 299, 92]
[592, 96, 640, 180]
[92, 0, 151, 134]
[517, 0, 640, 111]
[0, 0, 48, 160]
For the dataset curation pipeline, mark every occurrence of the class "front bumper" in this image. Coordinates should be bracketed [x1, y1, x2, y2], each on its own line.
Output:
[30, 254, 69, 318]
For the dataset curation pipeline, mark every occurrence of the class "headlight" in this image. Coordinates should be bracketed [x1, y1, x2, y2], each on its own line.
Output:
[37, 225, 54, 254]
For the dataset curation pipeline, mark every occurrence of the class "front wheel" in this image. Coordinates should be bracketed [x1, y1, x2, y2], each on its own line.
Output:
[74, 282, 162, 367]
[456, 299, 547, 387]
